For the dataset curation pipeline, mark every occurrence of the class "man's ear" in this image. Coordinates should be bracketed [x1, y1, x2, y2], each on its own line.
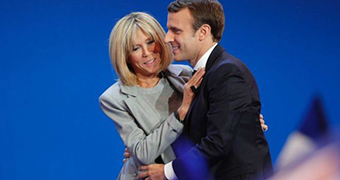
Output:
[198, 24, 211, 41]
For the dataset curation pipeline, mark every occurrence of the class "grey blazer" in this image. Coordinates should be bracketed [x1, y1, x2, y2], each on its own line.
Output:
[99, 64, 192, 180]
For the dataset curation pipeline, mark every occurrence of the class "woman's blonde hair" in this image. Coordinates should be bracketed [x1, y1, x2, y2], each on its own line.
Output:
[109, 12, 173, 86]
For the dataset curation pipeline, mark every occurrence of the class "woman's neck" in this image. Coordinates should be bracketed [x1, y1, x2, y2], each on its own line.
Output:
[137, 75, 161, 88]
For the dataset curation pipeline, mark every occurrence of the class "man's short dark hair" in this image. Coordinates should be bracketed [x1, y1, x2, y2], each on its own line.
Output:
[168, 0, 225, 42]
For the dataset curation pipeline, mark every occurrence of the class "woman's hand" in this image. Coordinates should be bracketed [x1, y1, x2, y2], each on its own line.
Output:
[177, 68, 205, 120]
[260, 114, 268, 132]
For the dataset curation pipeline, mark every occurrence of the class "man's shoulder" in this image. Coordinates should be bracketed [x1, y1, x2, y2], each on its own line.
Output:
[211, 51, 241, 71]
[214, 50, 251, 74]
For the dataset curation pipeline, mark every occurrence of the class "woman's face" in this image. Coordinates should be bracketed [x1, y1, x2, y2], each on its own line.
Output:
[128, 29, 162, 79]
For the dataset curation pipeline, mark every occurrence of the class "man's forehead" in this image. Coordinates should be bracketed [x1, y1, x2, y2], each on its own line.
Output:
[166, 11, 192, 26]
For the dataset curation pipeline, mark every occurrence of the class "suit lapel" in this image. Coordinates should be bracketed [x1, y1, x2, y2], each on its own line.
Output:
[185, 45, 226, 129]
[205, 44, 225, 73]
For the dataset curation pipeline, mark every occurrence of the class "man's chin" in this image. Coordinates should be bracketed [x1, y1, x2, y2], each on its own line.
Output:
[173, 56, 185, 62]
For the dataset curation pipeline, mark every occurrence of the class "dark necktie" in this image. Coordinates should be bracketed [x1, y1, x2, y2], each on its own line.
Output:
[192, 70, 197, 76]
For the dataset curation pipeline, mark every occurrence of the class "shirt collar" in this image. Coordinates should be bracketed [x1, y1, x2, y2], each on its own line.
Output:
[193, 43, 218, 71]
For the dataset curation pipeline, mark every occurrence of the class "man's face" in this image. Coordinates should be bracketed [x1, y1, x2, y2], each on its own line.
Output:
[165, 8, 201, 65]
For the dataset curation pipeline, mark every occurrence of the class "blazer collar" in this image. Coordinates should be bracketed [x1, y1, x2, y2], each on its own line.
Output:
[119, 80, 138, 97]
[119, 65, 185, 97]
[165, 64, 186, 77]
[205, 44, 225, 73]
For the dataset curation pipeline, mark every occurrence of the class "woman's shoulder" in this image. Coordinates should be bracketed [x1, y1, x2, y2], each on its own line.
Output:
[167, 64, 193, 77]
[99, 80, 125, 102]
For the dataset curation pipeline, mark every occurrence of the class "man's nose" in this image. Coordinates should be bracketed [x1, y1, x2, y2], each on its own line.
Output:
[164, 31, 173, 43]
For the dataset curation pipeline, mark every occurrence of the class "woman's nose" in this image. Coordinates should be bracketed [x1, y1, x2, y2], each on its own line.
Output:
[142, 46, 152, 57]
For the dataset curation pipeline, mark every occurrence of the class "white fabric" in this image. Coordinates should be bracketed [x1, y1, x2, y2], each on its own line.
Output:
[193, 43, 218, 70]
[276, 131, 317, 170]
[164, 162, 178, 180]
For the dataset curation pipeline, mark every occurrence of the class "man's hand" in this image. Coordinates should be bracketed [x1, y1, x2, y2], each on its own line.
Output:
[123, 148, 130, 163]
[137, 164, 166, 180]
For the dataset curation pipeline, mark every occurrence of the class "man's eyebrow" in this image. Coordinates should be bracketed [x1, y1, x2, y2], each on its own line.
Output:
[168, 26, 180, 31]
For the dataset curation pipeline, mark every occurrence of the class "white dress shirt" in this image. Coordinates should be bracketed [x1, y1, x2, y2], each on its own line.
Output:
[164, 43, 218, 180]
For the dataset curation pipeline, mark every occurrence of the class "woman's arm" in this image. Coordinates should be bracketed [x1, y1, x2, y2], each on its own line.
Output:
[99, 69, 205, 165]
[100, 95, 182, 165]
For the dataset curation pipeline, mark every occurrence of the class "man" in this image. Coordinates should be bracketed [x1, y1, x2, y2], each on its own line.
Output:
[138, 0, 273, 179]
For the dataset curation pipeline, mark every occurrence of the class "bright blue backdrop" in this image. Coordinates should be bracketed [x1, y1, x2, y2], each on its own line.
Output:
[1, 0, 339, 179]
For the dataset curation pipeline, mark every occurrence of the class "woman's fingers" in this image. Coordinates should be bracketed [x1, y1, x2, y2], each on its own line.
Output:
[259, 114, 268, 132]
[262, 124, 268, 132]
[260, 119, 265, 125]
[259, 114, 264, 120]
[195, 77, 203, 89]
[189, 68, 205, 89]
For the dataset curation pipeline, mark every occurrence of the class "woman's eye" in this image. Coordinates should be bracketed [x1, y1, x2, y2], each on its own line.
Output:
[147, 40, 155, 44]
[132, 47, 139, 51]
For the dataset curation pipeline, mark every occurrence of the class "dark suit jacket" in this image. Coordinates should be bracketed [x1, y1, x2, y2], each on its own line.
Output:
[172, 45, 273, 180]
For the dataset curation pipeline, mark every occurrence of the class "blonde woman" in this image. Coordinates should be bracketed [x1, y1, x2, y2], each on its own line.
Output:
[100, 12, 204, 179]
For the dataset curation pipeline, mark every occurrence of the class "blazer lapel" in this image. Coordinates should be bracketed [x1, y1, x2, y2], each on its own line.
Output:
[165, 65, 191, 93]
[118, 65, 191, 135]
[120, 84, 162, 135]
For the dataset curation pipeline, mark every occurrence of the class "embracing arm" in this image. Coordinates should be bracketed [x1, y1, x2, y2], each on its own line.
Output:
[99, 94, 184, 165]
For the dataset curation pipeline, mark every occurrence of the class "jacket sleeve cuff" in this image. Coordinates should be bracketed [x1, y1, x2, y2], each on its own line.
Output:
[168, 112, 184, 133]
[174, 109, 185, 123]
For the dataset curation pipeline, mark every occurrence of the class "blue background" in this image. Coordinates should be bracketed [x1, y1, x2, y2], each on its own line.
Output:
[1, 0, 339, 179]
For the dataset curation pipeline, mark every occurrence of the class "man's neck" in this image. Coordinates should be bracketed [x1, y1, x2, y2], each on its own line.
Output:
[192, 42, 218, 69]
[190, 41, 217, 67]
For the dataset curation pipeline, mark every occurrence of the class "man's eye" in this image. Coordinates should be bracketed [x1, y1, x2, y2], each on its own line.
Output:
[173, 30, 181, 34]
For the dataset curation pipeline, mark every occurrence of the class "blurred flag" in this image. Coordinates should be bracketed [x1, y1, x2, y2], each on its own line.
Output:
[270, 140, 340, 180]
[276, 95, 329, 170]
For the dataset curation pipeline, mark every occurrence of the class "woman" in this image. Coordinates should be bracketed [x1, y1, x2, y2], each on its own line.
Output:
[99, 12, 267, 179]
[100, 12, 204, 179]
